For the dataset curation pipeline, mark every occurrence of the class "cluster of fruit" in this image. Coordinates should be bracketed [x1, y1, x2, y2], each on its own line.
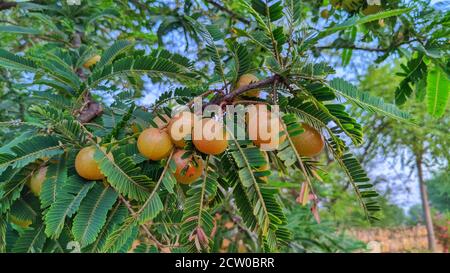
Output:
[14, 74, 326, 228]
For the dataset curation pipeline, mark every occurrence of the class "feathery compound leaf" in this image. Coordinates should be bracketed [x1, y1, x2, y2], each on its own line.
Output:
[0, 25, 41, 35]
[0, 167, 30, 214]
[84, 203, 129, 253]
[86, 55, 197, 92]
[0, 48, 37, 71]
[150, 48, 194, 70]
[395, 56, 427, 105]
[335, 152, 380, 221]
[317, 8, 412, 39]
[181, 158, 218, 251]
[40, 154, 67, 209]
[137, 155, 176, 224]
[29, 105, 88, 145]
[184, 16, 227, 86]
[0, 135, 64, 176]
[329, 78, 411, 122]
[94, 149, 151, 201]
[284, 0, 301, 24]
[95, 40, 134, 70]
[281, 96, 362, 146]
[39, 56, 81, 91]
[101, 216, 138, 253]
[12, 224, 46, 253]
[226, 41, 251, 81]
[426, 65, 449, 118]
[44, 176, 95, 239]
[251, 0, 283, 22]
[10, 194, 40, 224]
[72, 184, 118, 247]
[227, 133, 288, 250]
[0, 216, 6, 252]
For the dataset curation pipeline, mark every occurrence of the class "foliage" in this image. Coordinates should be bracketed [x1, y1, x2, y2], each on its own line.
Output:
[0, 0, 447, 253]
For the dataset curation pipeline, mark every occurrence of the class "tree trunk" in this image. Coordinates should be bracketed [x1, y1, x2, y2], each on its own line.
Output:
[416, 157, 437, 252]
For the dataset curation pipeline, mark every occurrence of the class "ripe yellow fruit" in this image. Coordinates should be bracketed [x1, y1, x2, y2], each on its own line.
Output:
[137, 128, 173, 161]
[75, 146, 112, 181]
[172, 150, 203, 184]
[192, 118, 228, 155]
[246, 104, 286, 151]
[321, 9, 330, 19]
[236, 74, 260, 97]
[10, 215, 32, 228]
[167, 112, 198, 148]
[291, 124, 325, 157]
[28, 166, 47, 196]
[83, 55, 101, 68]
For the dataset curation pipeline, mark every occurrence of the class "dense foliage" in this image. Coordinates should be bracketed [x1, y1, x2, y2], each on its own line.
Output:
[0, 0, 448, 253]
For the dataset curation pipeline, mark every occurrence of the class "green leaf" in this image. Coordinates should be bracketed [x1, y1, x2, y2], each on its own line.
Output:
[0, 135, 64, 175]
[184, 16, 227, 86]
[12, 225, 46, 253]
[226, 131, 289, 251]
[180, 157, 218, 251]
[84, 203, 128, 253]
[0, 48, 37, 71]
[284, 0, 301, 24]
[395, 56, 427, 105]
[94, 149, 151, 201]
[40, 154, 67, 209]
[95, 40, 134, 70]
[335, 152, 380, 222]
[329, 78, 411, 122]
[0, 216, 6, 252]
[0, 167, 30, 214]
[0, 131, 34, 154]
[251, 0, 283, 22]
[101, 216, 138, 253]
[72, 184, 118, 247]
[44, 176, 94, 239]
[426, 65, 449, 118]
[85, 55, 197, 92]
[137, 154, 176, 224]
[87, 8, 120, 25]
[10, 194, 40, 224]
[227, 41, 251, 81]
[0, 25, 41, 35]
[318, 8, 413, 39]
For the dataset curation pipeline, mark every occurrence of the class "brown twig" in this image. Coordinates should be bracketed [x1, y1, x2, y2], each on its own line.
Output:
[204, 0, 250, 24]
[207, 74, 281, 107]
[0, 1, 17, 11]
[118, 195, 165, 249]
[76, 93, 103, 124]
[315, 39, 420, 53]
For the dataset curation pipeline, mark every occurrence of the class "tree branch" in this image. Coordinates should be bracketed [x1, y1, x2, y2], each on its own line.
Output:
[204, 0, 250, 24]
[118, 195, 165, 249]
[0, 1, 17, 11]
[76, 93, 103, 124]
[207, 74, 280, 107]
[315, 39, 420, 53]
[315, 44, 387, 52]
